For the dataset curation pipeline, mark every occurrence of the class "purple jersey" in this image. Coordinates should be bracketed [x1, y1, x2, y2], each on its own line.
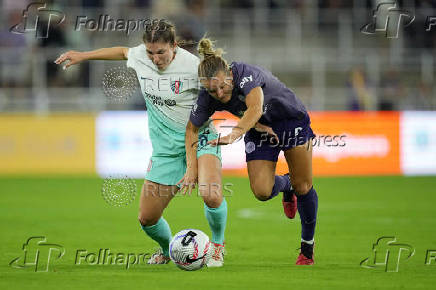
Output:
[190, 61, 308, 127]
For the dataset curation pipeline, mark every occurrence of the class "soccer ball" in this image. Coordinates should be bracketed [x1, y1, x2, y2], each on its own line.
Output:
[169, 229, 211, 271]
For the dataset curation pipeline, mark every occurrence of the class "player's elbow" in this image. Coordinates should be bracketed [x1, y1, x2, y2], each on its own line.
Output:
[122, 47, 129, 60]
[186, 121, 199, 134]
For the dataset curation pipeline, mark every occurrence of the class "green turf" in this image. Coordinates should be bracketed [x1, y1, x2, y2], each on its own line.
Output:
[1, 176, 436, 289]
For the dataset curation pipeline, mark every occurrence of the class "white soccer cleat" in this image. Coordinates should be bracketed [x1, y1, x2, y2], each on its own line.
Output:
[147, 248, 170, 265]
[206, 242, 225, 268]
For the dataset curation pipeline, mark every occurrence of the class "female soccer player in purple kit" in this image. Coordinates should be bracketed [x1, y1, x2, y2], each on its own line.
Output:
[180, 38, 319, 265]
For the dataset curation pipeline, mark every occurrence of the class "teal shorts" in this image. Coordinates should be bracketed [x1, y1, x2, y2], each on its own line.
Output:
[145, 126, 221, 186]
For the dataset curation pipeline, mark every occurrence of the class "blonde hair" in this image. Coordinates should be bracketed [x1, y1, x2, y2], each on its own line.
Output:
[198, 37, 229, 78]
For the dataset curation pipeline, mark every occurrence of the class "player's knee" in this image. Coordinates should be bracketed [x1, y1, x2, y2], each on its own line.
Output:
[203, 196, 223, 208]
[292, 180, 313, 195]
[199, 182, 222, 208]
[250, 184, 272, 201]
[138, 213, 160, 227]
[201, 192, 223, 208]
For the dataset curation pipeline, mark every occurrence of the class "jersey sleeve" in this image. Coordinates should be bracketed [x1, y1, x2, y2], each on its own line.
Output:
[237, 64, 265, 96]
[189, 90, 215, 128]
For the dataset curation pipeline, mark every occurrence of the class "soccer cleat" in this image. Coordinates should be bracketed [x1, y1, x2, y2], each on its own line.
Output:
[296, 242, 314, 265]
[147, 248, 170, 265]
[282, 174, 297, 219]
[206, 242, 225, 267]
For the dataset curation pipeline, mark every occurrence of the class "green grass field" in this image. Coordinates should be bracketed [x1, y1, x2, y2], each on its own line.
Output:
[1, 176, 436, 289]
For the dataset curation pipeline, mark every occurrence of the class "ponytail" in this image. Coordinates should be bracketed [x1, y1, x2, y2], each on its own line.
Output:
[198, 37, 229, 78]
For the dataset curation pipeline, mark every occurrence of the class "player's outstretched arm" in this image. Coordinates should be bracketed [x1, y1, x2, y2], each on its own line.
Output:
[54, 47, 129, 69]
[177, 120, 200, 195]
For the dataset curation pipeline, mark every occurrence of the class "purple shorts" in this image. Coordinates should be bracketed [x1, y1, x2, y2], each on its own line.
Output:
[244, 114, 315, 162]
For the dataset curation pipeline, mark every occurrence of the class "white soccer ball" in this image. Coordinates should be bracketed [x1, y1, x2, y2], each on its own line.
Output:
[169, 229, 211, 271]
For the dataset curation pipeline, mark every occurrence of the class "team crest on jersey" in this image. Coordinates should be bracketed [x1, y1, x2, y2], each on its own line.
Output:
[191, 103, 198, 116]
[170, 80, 183, 94]
[147, 159, 152, 172]
[245, 141, 256, 154]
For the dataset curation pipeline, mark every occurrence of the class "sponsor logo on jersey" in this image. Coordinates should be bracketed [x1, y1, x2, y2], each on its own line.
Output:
[239, 75, 253, 88]
[145, 93, 176, 107]
[262, 103, 269, 114]
[147, 159, 152, 172]
[170, 80, 183, 94]
[191, 103, 198, 116]
[164, 99, 176, 106]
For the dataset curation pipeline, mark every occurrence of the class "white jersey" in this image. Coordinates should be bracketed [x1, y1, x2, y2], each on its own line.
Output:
[126, 44, 206, 157]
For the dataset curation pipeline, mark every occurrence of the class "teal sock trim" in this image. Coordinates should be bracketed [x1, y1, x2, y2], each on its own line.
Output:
[204, 199, 227, 244]
[141, 217, 172, 257]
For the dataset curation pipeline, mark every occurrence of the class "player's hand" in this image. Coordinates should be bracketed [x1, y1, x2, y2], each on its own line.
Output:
[208, 130, 242, 146]
[54, 50, 86, 70]
[177, 168, 198, 195]
[208, 135, 232, 146]
[254, 122, 279, 143]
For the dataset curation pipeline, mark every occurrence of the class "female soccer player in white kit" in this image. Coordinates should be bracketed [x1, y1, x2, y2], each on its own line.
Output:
[55, 20, 227, 267]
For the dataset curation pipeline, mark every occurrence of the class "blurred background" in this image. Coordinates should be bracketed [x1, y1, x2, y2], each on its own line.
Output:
[0, 0, 435, 176]
[3, 3, 436, 287]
